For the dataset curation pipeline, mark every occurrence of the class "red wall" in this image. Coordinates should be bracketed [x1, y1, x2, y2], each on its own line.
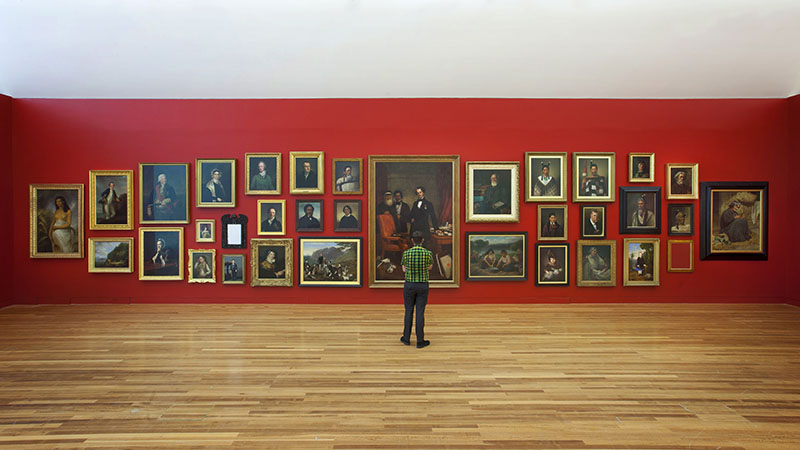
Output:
[0, 95, 12, 307]
[788, 95, 800, 306]
[10, 98, 792, 304]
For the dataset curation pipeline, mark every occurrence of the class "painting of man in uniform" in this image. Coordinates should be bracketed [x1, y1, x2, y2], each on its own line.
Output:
[94, 175, 128, 225]
[578, 158, 609, 198]
[627, 242, 654, 282]
[711, 190, 763, 253]
[472, 169, 511, 215]
[141, 164, 188, 223]
[467, 234, 526, 280]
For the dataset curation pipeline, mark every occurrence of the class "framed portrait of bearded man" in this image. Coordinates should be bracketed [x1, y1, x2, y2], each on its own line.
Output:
[525, 152, 567, 202]
[465, 161, 519, 223]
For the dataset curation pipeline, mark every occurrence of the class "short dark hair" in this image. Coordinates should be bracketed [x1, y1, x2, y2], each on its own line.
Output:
[342, 205, 352, 214]
[411, 231, 424, 244]
[304, 204, 314, 212]
[393, 190, 403, 197]
[416, 186, 425, 193]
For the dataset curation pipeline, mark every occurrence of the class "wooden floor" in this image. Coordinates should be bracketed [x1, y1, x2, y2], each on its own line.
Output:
[0, 304, 799, 449]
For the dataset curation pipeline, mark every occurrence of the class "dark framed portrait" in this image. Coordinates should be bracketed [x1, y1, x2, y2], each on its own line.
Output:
[332, 158, 362, 195]
[298, 237, 362, 287]
[257, 200, 286, 235]
[666, 163, 699, 199]
[667, 203, 694, 236]
[188, 249, 216, 284]
[138, 227, 184, 281]
[29, 184, 84, 259]
[535, 243, 569, 286]
[369, 155, 460, 288]
[89, 170, 133, 230]
[619, 186, 662, 234]
[700, 181, 768, 260]
[465, 232, 528, 281]
[222, 254, 246, 285]
[667, 240, 694, 273]
[465, 161, 519, 223]
[296, 199, 323, 232]
[290, 151, 324, 194]
[250, 238, 293, 287]
[333, 200, 362, 232]
[195, 219, 215, 243]
[623, 238, 660, 286]
[196, 158, 236, 207]
[573, 152, 615, 202]
[88, 237, 133, 273]
[576, 239, 616, 287]
[580, 205, 606, 239]
[139, 163, 189, 224]
[245, 153, 281, 195]
[525, 152, 567, 202]
[628, 153, 655, 183]
[221, 214, 248, 249]
[537, 205, 567, 241]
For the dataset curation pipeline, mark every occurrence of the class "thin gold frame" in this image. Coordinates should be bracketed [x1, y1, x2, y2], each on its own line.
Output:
[622, 238, 660, 286]
[576, 239, 617, 287]
[138, 227, 184, 281]
[257, 199, 287, 235]
[290, 151, 325, 195]
[535, 243, 569, 286]
[331, 158, 363, 195]
[537, 204, 568, 241]
[667, 239, 694, 272]
[89, 170, 133, 230]
[525, 152, 567, 202]
[250, 238, 293, 287]
[29, 183, 84, 259]
[628, 153, 655, 183]
[573, 152, 615, 202]
[465, 161, 520, 223]
[666, 163, 699, 200]
[222, 254, 246, 285]
[138, 163, 190, 224]
[88, 237, 134, 273]
[196, 158, 237, 208]
[195, 219, 215, 243]
[244, 152, 282, 195]
[580, 205, 606, 239]
[188, 249, 217, 283]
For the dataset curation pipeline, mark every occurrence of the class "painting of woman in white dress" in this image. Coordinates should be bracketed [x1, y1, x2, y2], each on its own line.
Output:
[30, 184, 84, 258]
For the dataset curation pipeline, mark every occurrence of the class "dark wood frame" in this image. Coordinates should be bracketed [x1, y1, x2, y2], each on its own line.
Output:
[221, 214, 248, 249]
[295, 199, 324, 232]
[619, 186, 661, 235]
[700, 181, 768, 261]
[333, 199, 362, 232]
[580, 205, 607, 239]
[667, 203, 694, 236]
[465, 232, 528, 282]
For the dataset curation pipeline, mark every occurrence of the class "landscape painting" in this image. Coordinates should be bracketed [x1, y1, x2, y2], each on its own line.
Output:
[88, 237, 133, 273]
[465, 232, 527, 281]
[299, 237, 362, 287]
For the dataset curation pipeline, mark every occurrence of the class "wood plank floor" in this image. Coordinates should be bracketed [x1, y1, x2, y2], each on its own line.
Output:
[0, 303, 799, 449]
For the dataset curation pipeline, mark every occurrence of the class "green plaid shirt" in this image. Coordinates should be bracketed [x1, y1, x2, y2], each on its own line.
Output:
[401, 245, 433, 283]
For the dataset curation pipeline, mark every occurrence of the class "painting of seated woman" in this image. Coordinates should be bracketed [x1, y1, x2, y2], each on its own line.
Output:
[139, 228, 184, 280]
[30, 184, 84, 258]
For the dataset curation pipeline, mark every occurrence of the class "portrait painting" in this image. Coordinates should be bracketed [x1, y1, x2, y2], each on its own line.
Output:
[245, 153, 281, 195]
[573, 152, 615, 202]
[576, 240, 616, 287]
[138, 227, 184, 281]
[89, 170, 133, 230]
[666, 163, 699, 199]
[295, 199, 323, 232]
[537, 205, 568, 241]
[250, 238, 293, 287]
[222, 254, 246, 284]
[369, 155, 460, 288]
[195, 219, 215, 243]
[332, 158, 362, 194]
[619, 186, 661, 234]
[290, 151, 324, 194]
[139, 163, 189, 224]
[580, 205, 606, 239]
[298, 237, 362, 287]
[535, 243, 569, 286]
[88, 237, 133, 273]
[196, 158, 236, 207]
[700, 181, 768, 260]
[668, 240, 694, 272]
[667, 203, 694, 236]
[465, 232, 527, 281]
[188, 249, 216, 283]
[465, 161, 519, 223]
[623, 238, 660, 286]
[525, 152, 567, 202]
[628, 153, 655, 183]
[257, 200, 286, 235]
[333, 200, 362, 232]
[29, 184, 84, 259]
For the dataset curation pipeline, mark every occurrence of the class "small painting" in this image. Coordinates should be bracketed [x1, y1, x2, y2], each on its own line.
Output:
[332, 158, 362, 194]
[139, 163, 189, 224]
[245, 153, 281, 195]
[576, 240, 616, 287]
[290, 151, 324, 194]
[667, 203, 694, 236]
[700, 181, 768, 260]
[619, 186, 662, 234]
[580, 205, 606, 239]
[257, 200, 286, 235]
[668, 240, 694, 272]
[89, 170, 133, 230]
[222, 254, 246, 284]
[666, 163, 698, 199]
[465, 161, 519, 222]
[628, 153, 655, 183]
[221, 214, 248, 249]
[623, 238, 660, 286]
[465, 232, 527, 281]
[251, 238, 293, 287]
[29, 184, 84, 258]
[298, 237, 362, 287]
[296, 199, 323, 232]
[334, 200, 362, 232]
[573, 152, 615, 202]
[139, 227, 184, 281]
[188, 249, 216, 283]
[535, 243, 569, 286]
[196, 158, 236, 207]
[525, 152, 567, 202]
[195, 219, 215, 243]
[88, 237, 133, 273]
[537, 205, 568, 241]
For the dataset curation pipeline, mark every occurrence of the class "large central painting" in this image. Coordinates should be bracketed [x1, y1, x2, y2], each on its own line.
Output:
[369, 155, 460, 288]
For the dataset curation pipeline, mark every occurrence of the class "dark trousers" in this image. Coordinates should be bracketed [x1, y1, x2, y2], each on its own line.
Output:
[403, 282, 429, 341]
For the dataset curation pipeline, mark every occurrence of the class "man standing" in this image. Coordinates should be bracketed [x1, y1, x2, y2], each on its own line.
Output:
[251, 160, 275, 191]
[99, 181, 120, 221]
[335, 165, 358, 192]
[401, 231, 433, 349]
[393, 190, 411, 234]
[409, 186, 438, 247]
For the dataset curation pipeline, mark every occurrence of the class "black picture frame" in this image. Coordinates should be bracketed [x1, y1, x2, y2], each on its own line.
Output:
[221, 214, 248, 249]
[700, 181, 768, 260]
[580, 205, 606, 239]
[619, 186, 661, 235]
[667, 203, 694, 236]
[295, 199, 324, 232]
[535, 243, 569, 286]
[465, 232, 528, 281]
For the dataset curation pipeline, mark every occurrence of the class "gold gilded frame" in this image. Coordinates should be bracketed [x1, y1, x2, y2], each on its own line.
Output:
[138, 163, 190, 224]
[628, 153, 655, 183]
[332, 158, 363, 195]
[525, 152, 567, 202]
[290, 151, 325, 194]
[89, 170, 133, 230]
[666, 163, 699, 200]
[573, 152, 615, 202]
[257, 199, 286, 235]
[537, 204, 568, 241]
[187, 249, 217, 283]
[244, 152, 282, 195]
[622, 238, 660, 286]
[88, 237, 134, 273]
[465, 161, 519, 223]
[251, 238, 293, 287]
[138, 227, 184, 281]
[667, 239, 694, 272]
[576, 239, 616, 287]
[222, 254, 246, 285]
[195, 219, 215, 243]
[29, 183, 84, 259]
[196, 158, 236, 208]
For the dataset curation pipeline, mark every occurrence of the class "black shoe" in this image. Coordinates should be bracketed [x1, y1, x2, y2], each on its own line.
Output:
[416, 340, 430, 349]
[400, 337, 410, 346]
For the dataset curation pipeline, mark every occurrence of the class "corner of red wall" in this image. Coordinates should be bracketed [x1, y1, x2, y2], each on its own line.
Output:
[0, 94, 12, 307]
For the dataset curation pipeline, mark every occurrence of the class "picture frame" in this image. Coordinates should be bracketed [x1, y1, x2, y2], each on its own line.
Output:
[465, 232, 528, 281]
[295, 199, 324, 232]
[369, 155, 460, 288]
[700, 181, 768, 260]
[138, 227, 184, 281]
[333, 199, 362, 232]
[580, 205, 606, 239]
[332, 158, 363, 195]
[525, 152, 567, 202]
[667, 240, 694, 272]
[298, 237, 362, 287]
[623, 238, 660, 286]
[221, 214, 248, 249]
[88, 237, 134, 273]
[628, 153, 655, 183]
[619, 186, 662, 234]
[139, 163, 189, 224]
[89, 170, 133, 230]
[188, 249, 216, 283]
[257, 200, 286, 235]
[245, 152, 281, 195]
[465, 161, 520, 222]
[535, 243, 569, 286]
[666, 163, 699, 200]
[250, 238, 293, 287]
[290, 151, 324, 194]
[573, 152, 615, 202]
[667, 203, 694, 236]
[537, 205, 568, 241]
[576, 239, 616, 287]
[29, 183, 84, 259]
[195, 219, 215, 243]
[196, 158, 236, 207]
[222, 254, 246, 284]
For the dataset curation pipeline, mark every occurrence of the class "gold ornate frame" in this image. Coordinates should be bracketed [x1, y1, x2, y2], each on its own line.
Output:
[622, 238, 660, 286]
[573, 152, 615, 202]
[187, 249, 217, 283]
[88, 237, 134, 273]
[331, 158, 363, 195]
[138, 163, 190, 224]
[29, 183, 84, 259]
[465, 161, 519, 223]
[195, 219, 215, 243]
[250, 238, 293, 287]
[667, 239, 694, 273]
[244, 152, 282, 195]
[525, 152, 567, 202]
[576, 239, 617, 287]
[89, 170, 133, 230]
[666, 163, 699, 199]
[222, 254, 246, 285]
[537, 204, 568, 241]
[196, 158, 237, 208]
[138, 227, 184, 281]
[257, 199, 286, 235]
[290, 151, 325, 194]
[628, 153, 655, 183]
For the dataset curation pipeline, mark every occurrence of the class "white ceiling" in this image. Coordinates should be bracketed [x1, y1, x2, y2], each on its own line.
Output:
[1, 0, 799, 99]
